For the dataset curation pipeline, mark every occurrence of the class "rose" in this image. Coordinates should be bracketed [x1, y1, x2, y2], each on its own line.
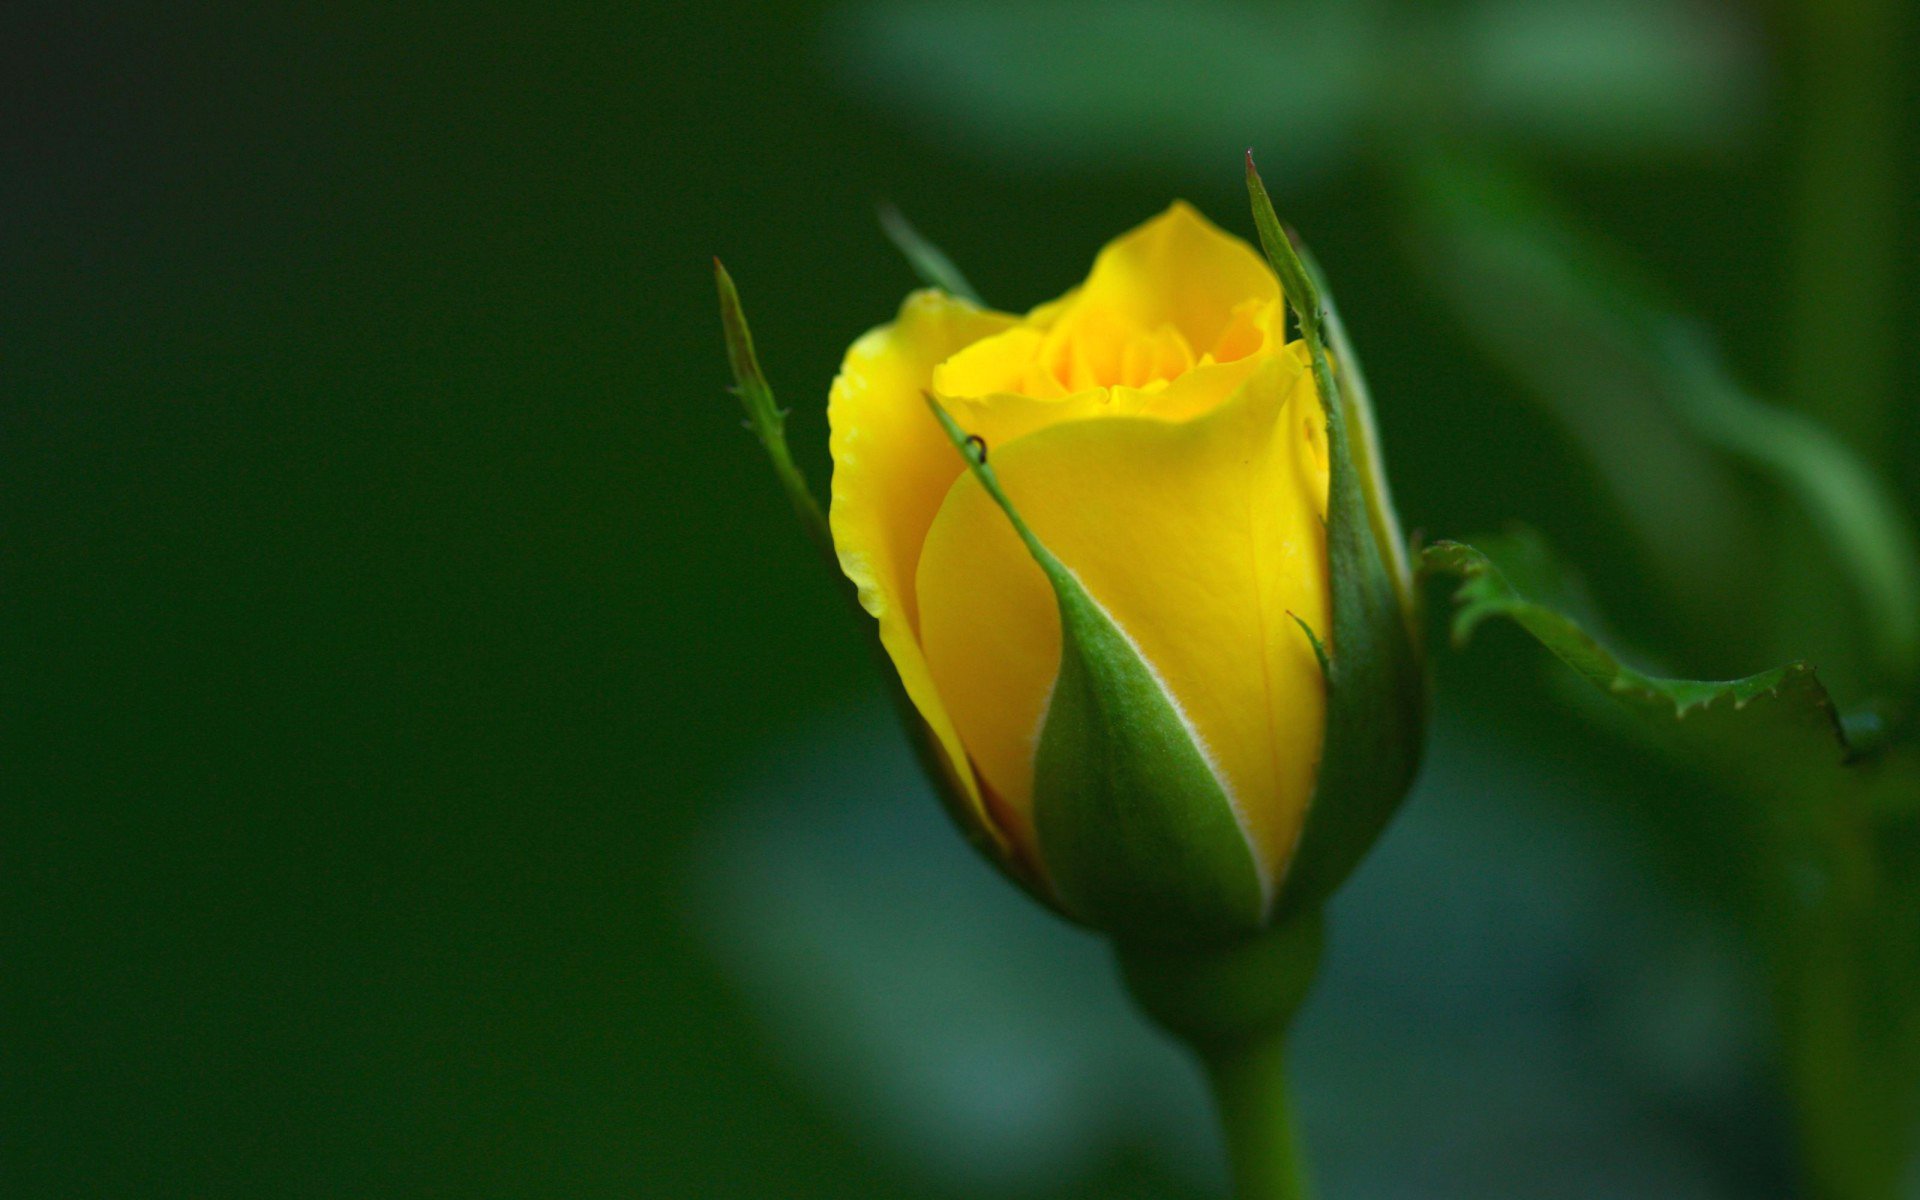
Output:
[826, 202, 1416, 940]
[718, 174, 1428, 1190]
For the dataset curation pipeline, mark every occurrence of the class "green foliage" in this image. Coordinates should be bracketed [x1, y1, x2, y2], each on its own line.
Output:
[1406, 154, 1920, 693]
[831, 0, 1757, 179]
[1423, 531, 1858, 795]
[1658, 331, 1920, 685]
[1411, 146, 1920, 1199]
[832, 0, 1372, 176]
[924, 399, 1269, 942]
[1405, 156, 1764, 639]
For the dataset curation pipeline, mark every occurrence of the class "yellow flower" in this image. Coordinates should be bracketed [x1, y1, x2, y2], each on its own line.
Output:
[828, 203, 1337, 916]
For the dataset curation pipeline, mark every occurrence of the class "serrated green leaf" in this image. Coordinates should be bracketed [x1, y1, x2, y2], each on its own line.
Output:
[923, 396, 1268, 942]
[1423, 532, 1858, 791]
[1247, 155, 1428, 919]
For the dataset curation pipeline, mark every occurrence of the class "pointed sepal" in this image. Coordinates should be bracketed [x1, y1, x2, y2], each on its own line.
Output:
[713, 258, 833, 561]
[924, 397, 1269, 943]
[878, 204, 983, 305]
[1246, 153, 1429, 919]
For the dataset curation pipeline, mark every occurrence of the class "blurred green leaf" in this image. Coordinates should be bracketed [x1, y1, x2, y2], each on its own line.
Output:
[1459, 0, 1758, 154]
[829, 0, 1375, 178]
[1658, 330, 1920, 686]
[828, 0, 1757, 178]
[1404, 156, 1766, 650]
[1423, 531, 1859, 795]
[1406, 154, 1920, 694]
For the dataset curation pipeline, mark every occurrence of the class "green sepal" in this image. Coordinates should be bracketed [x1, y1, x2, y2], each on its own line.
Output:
[1423, 531, 1862, 793]
[877, 204, 983, 305]
[713, 259, 833, 562]
[924, 396, 1268, 944]
[1247, 154, 1429, 919]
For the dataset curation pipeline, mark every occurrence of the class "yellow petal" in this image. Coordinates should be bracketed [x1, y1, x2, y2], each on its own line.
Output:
[915, 355, 1331, 878]
[1039, 304, 1195, 392]
[828, 290, 1021, 841]
[1074, 201, 1282, 361]
[932, 305, 1288, 456]
[934, 204, 1281, 413]
[933, 326, 1069, 400]
[933, 348, 1275, 464]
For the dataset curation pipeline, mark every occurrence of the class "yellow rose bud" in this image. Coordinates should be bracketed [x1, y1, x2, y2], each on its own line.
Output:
[716, 171, 1425, 1195]
[827, 200, 1422, 941]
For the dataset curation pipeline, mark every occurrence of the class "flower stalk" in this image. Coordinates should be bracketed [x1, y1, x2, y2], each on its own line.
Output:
[1116, 916, 1323, 1200]
[1201, 1029, 1314, 1200]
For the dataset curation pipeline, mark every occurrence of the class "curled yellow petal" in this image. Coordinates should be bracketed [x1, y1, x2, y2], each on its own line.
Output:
[1073, 201, 1283, 362]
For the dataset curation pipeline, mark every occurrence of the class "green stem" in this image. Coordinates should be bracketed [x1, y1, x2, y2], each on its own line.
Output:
[1199, 1029, 1314, 1200]
[1116, 915, 1324, 1200]
[1770, 0, 1907, 703]
[1786, 0, 1902, 460]
[1766, 790, 1908, 1200]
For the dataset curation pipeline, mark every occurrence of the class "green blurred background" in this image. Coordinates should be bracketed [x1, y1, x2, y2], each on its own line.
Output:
[10, 1, 1916, 1196]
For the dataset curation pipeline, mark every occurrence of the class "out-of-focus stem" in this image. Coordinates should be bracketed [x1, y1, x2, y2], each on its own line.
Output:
[1771, 0, 1906, 694]
[1769, 794, 1907, 1200]
[1786, 0, 1903, 460]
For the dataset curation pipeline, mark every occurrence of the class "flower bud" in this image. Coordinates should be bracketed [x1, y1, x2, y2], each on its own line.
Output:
[826, 195, 1424, 943]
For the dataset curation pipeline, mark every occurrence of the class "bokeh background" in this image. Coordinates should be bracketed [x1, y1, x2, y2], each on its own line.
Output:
[10, 1, 1918, 1196]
